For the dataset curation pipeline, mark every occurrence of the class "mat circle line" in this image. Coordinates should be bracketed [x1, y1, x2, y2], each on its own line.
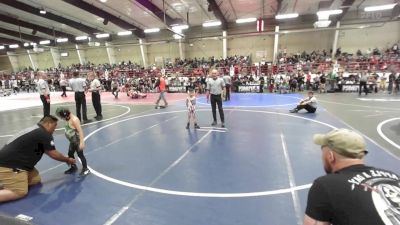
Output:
[0, 104, 131, 138]
[377, 117, 400, 150]
[85, 109, 337, 198]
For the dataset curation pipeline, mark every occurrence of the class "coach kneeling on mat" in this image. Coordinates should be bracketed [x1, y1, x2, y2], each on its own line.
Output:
[303, 128, 400, 225]
[0, 116, 75, 202]
[290, 91, 317, 113]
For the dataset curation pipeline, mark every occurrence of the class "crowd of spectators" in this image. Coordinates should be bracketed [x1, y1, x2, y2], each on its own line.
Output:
[278, 43, 399, 64]
[0, 43, 399, 97]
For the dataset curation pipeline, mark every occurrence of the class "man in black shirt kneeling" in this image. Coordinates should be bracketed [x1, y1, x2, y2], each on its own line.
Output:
[0, 116, 75, 202]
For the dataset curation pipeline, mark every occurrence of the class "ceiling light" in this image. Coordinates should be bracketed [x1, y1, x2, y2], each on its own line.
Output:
[314, 20, 331, 28]
[236, 18, 257, 23]
[173, 34, 183, 39]
[202, 20, 221, 27]
[275, 13, 299, 20]
[40, 9, 46, 14]
[61, 52, 68, 57]
[171, 24, 189, 31]
[56, 38, 68, 43]
[30, 42, 37, 46]
[99, 0, 107, 2]
[9, 44, 19, 49]
[364, 3, 397, 12]
[75, 36, 88, 41]
[39, 40, 51, 45]
[0, 46, 5, 50]
[23, 43, 29, 47]
[317, 9, 343, 17]
[94, 42, 101, 46]
[117, 31, 132, 36]
[144, 28, 160, 33]
[96, 33, 110, 38]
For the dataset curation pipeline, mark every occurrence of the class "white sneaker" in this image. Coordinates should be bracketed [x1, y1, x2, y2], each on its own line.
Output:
[79, 168, 90, 177]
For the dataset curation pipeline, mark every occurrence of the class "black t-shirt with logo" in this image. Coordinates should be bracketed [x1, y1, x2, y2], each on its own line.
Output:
[0, 124, 55, 171]
[306, 164, 400, 225]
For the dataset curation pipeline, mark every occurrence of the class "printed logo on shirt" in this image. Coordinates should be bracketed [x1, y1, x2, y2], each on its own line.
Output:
[348, 170, 400, 225]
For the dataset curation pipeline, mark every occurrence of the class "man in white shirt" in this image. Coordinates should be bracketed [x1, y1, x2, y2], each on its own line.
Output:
[207, 69, 226, 127]
[222, 74, 232, 101]
[69, 72, 90, 123]
[60, 77, 68, 97]
[290, 91, 317, 113]
[37, 72, 50, 116]
[88, 72, 102, 120]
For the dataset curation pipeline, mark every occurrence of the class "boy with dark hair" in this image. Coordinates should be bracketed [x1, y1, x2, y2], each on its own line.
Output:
[56, 107, 90, 177]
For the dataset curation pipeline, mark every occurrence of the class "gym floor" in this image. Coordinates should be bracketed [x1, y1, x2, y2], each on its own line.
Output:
[0, 91, 399, 225]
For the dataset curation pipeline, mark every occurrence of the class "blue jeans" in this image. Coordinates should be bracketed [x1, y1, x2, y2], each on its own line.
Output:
[155, 91, 168, 106]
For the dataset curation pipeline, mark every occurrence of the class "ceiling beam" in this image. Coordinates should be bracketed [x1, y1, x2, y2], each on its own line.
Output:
[330, 0, 356, 26]
[0, 14, 77, 43]
[228, 0, 237, 20]
[0, 27, 42, 43]
[135, 0, 180, 26]
[276, 0, 283, 13]
[0, 36, 24, 45]
[62, 0, 145, 38]
[0, 0, 102, 35]
[207, 0, 228, 30]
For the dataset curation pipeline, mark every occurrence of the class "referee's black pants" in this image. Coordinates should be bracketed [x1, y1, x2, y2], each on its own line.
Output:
[211, 94, 225, 123]
[359, 81, 368, 95]
[92, 92, 102, 117]
[61, 86, 67, 97]
[40, 95, 50, 116]
[75, 92, 88, 122]
[225, 84, 231, 101]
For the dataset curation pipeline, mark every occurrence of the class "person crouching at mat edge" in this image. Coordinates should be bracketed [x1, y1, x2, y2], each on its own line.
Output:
[56, 107, 90, 177]
[0, 116, 75, 202]
[290, 91, 317, 113]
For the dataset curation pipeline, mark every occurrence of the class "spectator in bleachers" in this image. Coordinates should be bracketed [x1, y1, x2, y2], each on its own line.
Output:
[359, 72, 369, 96]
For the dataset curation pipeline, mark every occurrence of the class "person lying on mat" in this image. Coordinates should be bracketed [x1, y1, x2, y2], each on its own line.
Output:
[290, 91, 317, 113]
[128, 87, 147, 99]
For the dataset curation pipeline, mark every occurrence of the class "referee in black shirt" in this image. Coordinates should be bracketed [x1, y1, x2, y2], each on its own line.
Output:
[207, 69, 226, 128]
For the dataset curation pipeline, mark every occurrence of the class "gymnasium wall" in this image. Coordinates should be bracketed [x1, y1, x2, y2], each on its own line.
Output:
[113, 45, 143, 66]
[16, 54, 31, 70]
[37, 51, 55, 70]
[229, 35, 275, 61]
[279, 30, 335, 54]
[0, 55, 13, 72]
[0, 20, 398, 71]
[338, 21, 400, 53]
[186, 39, 222, 59]
[85, 47, 109, 65]
[147, 42, 180, 65]
[60, 49, 79, 66]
